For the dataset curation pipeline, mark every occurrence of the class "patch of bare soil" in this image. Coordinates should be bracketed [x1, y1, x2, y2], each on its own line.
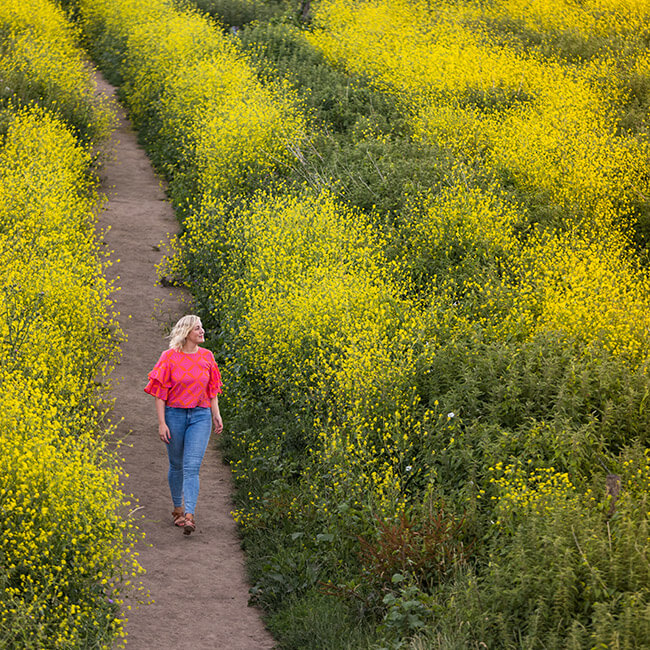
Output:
[95, 74, 275, 650]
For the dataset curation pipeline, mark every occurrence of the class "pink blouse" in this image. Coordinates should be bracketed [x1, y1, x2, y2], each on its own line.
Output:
[144, 347, 223, 408]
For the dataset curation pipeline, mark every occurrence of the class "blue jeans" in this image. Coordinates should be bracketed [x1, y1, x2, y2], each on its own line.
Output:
[164, 406, 212, 514]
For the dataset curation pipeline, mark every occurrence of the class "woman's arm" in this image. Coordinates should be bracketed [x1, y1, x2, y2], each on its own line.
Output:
[210, 395, 223, 435]
[156, 397, 171, 443]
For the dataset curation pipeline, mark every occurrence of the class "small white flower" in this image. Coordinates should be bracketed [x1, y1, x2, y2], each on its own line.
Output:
[405, 465, 413, 472]
[447, 412, 455, 419]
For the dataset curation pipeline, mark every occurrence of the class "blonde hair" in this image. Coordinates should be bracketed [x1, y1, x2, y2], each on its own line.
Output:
[168, 314, 201, 351]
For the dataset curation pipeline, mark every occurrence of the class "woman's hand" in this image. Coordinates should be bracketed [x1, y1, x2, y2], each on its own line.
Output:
[210, 395, 223, 435]
[159, 422, 171, 443]
[155, 398, 170, 443]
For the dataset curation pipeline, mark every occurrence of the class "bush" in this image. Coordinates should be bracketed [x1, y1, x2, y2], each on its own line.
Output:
[0, 105, 140, 649]
[0, 0, 114, 144]
[0, 2, 140, 646]
[75, 0, 305, 211]
[190, 0, 293, 29]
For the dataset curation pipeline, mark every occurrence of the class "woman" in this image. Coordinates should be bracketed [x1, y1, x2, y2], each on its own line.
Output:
[144, 314, 223, 535]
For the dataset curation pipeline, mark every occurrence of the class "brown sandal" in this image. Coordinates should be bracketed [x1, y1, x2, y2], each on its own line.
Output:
[172, 508, 185, 527]
[183, 513, 196, 535]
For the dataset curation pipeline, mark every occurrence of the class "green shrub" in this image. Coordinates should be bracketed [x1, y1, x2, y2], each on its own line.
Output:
[189, 0, 292, 29]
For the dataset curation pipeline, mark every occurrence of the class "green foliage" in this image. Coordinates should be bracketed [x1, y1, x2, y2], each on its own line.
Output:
[268, 590, 378, 650]
[358, 510, 470, 592]
[249, 547, 323, 610]
[378, 575, 434, 648]
[188, 0, 294, 29]
[473, 450, 650, 648]
[237, 21, 452, 222]
[418, 332, 650, 443]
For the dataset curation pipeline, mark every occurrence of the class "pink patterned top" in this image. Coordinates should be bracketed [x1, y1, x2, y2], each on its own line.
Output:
[144, 347, 223, 408]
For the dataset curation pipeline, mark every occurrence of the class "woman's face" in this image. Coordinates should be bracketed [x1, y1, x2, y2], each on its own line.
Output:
[186, 321, 205, 346]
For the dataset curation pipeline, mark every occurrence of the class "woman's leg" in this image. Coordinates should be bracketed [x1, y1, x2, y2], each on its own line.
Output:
[182, 407, 212, 514]
[164, 406, 187, 508]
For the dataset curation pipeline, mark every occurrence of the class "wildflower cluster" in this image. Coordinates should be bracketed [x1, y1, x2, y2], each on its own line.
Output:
[76, 0, 305, 207]
[0, 0, 114, 143]
[0, 2, 140, 648]
[484, 0, 650, 60]
[489, 462, 581, 530]
[309, 0, 650, 359]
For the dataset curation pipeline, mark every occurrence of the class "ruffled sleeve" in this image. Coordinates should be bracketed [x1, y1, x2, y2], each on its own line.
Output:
[144, 350, 173, 400]
[207, 355, 223, 398]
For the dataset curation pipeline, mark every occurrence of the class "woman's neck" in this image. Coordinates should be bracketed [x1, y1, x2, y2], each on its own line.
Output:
[181, 343, 199, 354]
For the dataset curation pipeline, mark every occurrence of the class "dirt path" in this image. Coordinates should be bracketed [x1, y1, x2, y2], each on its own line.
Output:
[94, 74, 275, 650]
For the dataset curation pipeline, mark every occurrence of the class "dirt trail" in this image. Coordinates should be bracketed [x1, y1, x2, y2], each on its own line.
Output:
[94, 74, 275, 650]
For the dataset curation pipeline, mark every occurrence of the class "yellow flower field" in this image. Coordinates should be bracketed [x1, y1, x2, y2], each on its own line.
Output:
[0, 0, 113, 142]
[309, 0, 650, 364]
[77, 0, 305, 207]
[0, 1, 139, 647]
[75, 0, 650, 645]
